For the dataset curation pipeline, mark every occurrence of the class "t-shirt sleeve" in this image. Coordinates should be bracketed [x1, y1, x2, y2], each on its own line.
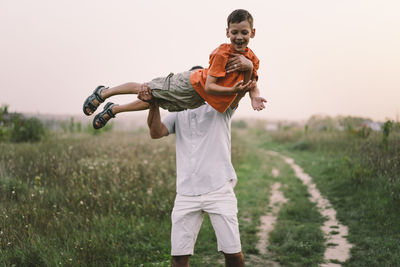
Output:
[162, 113, 176, 135]
[251, 55, 260, 81]
[208, 52, 228, 78]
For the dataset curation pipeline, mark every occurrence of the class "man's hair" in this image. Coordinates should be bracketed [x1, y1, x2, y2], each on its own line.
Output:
[189, 65, 204, 71]
[227, 9, 253, 29]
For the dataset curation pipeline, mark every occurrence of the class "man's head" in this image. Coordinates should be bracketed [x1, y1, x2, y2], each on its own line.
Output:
[189, 65, 204, 71]
[226, 9, 255, 52]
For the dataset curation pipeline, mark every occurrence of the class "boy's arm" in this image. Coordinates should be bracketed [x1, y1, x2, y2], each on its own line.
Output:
[205, 74, 252, 95]
[249, 82, 267, 111]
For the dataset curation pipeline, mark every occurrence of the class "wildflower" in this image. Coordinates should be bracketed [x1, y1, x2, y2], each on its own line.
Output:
[11, 191, 15, 194]
[34, 176, 41, 186]
[80, 201, 84, 205]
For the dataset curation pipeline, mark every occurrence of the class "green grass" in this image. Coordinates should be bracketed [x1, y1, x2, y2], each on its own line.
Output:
[260, 126, 400, 266]
[2, 122, 399, 266]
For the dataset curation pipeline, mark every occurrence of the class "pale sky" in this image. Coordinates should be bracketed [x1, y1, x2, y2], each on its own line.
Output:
[1, 0, 399, 121]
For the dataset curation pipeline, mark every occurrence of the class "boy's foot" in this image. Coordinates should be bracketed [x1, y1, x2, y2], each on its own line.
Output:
[92, 102, 116, 129]
[83, 85, 108, 115]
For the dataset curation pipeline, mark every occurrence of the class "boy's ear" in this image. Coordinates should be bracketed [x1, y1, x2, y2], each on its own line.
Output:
[251, 28, 256, 38]
[226, 28, 230, 38]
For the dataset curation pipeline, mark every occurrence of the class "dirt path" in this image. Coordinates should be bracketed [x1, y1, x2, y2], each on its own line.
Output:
[255, 182, 287, 266]
[267, 151, 353, 266]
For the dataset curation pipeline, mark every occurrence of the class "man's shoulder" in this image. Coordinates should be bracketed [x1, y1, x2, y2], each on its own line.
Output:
[200, 103, 234, 118]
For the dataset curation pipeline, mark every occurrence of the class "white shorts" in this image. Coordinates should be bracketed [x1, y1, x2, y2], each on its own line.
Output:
[171, 181, 241, 256]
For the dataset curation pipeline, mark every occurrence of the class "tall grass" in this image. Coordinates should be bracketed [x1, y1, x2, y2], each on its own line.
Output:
[0, 131, 178, 266]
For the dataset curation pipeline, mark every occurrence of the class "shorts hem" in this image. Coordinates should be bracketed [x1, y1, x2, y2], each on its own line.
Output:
[171, 250, 194, 256]
[218, 246, 242, 254]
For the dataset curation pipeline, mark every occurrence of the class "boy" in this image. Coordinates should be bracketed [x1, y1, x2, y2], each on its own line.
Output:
[83, 9, 266, 129]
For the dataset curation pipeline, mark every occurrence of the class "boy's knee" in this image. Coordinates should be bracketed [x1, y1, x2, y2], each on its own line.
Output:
[224, 251, 244, 267]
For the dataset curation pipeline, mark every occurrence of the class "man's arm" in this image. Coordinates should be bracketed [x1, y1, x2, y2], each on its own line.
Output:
[137, 84, 169, 139]
[147, 102, 169, 139]
[230, 91, 247, 109]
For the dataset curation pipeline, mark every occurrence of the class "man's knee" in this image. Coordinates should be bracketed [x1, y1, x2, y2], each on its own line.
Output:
[172, 255, 190, 267]
[224, 251, 244, 267]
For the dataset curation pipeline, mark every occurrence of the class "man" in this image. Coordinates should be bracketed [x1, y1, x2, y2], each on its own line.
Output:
[138, 60, 256, 267]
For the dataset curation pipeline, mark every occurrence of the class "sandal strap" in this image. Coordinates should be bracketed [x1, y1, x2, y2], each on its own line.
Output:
[106, 106, 115, 118]
[86, 100, 97, 110]
[94, 86, 107, 103]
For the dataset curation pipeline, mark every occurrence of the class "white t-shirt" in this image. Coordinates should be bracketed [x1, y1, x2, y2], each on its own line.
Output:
[162, 103, 237, 196]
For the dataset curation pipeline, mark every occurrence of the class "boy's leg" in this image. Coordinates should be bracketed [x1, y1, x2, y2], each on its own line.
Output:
[111, 99, 149, 115]
[101, 82, 144, 99]
[92, 100, 149, 128]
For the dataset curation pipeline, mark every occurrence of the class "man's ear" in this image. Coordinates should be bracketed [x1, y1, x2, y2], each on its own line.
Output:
[251, 28, 256, 38]
[226, 28, 230, 38]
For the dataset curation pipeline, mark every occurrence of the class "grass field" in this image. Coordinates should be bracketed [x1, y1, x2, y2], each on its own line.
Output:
[1, 118, 399, 266]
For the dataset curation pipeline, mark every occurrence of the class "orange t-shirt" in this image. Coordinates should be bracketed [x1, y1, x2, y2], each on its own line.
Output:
[190, 43, 259, 113]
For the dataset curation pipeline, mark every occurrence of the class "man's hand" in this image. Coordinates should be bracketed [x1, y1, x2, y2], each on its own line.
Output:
[137, 83, 153, 102]
[251, 96, 267, 111]
[226, 54, 253, 73]
[232, 80, 255, 94]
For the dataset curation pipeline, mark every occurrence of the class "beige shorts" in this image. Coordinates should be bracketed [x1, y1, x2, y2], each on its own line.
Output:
[147, 71, 205, 112]
[171, 181, 241, 256]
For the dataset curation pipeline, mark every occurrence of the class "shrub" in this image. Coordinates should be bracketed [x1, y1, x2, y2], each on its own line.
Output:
[10, 115, 46, 143]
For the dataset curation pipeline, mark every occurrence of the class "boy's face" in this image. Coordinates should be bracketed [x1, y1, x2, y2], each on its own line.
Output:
[226, 20, 255, 52]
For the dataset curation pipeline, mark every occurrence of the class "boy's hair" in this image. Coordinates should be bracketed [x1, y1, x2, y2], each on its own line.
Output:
[227, 9, 254, 29]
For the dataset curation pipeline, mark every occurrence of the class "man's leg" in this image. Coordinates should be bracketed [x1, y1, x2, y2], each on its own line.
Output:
[171, 194, 203, 266]
[204, 182, 244, 267]
[223, 252, 245, 267]
[172, 255, 190, 267]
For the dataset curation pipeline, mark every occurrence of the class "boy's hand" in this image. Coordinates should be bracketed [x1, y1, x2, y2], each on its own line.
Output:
[138, 83, 153, 102]
[251, 96, 267, 111]
[226, 54, 253, 73]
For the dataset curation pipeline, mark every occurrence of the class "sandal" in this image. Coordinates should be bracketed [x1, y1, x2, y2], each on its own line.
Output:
[83, 85, 107, 115]
[92, 102, 116, 129]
